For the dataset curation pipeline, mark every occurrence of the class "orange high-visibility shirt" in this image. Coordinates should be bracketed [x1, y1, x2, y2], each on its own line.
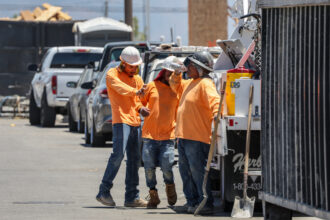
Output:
[140, 80, 179, 140]
[106, 67, 143, 126]
[169, 73, 220, 144]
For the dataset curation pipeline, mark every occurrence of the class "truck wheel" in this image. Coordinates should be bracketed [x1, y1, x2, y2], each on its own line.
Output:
[77, 109, 84, 133]
[264, 202, 292, 220]
[91, 119, 105, 147]
[40, 92, 56, 127]
[84, 112, 91, 144]
[29, 90, 40, 125]
[68, 104, 77, 132]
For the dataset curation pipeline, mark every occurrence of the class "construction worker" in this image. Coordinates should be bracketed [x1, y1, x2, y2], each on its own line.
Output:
[139, 56, 181, 208]
[96, 46, 150, 208]
[169, 51, 220, 214]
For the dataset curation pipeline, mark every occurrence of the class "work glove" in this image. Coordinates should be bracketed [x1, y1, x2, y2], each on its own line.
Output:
[136, 84, 147, 97]
[139, 107, 150, 117]
[171, 63, 187, 75]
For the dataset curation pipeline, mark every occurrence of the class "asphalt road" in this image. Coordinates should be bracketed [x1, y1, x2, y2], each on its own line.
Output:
[0, 118, 321, 220]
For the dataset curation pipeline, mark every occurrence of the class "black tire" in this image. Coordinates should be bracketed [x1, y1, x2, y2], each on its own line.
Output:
[91, 119, 106, 147]
[40, 92, 56, 127]
[84, 112, 91, 144]
[68, 104, 77, 132]
[29, 90, 40, 125]
[77, 109, 84, 133]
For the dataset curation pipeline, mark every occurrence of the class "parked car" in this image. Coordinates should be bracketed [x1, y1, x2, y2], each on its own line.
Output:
[82, 62, 119, 147]
[67, 62, 99, 133]
[28, 46, 103, 127]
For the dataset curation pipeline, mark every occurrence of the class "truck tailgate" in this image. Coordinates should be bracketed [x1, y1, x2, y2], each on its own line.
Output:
[55, 72, 81, 98]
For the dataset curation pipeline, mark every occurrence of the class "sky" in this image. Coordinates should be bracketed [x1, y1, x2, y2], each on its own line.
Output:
[0, 0, 236, 46]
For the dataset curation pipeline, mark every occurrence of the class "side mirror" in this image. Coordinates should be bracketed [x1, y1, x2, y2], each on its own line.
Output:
[66, 81, 77, 88]
[28, 64, 38, 72]
[81, 81, 93, 89]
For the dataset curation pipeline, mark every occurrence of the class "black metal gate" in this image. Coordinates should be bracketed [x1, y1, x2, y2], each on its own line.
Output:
[0, 20, 75, 96]
[259, 1, 330, 219]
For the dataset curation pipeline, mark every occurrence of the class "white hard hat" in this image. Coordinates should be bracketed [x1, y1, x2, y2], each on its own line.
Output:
[120, 46, 142, 66]
[162, 56, 183, 72]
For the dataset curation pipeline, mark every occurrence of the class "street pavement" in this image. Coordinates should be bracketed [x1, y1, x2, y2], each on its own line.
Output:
[0, 118, 321, 220]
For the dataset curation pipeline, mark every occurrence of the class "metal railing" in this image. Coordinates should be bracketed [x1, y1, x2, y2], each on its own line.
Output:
[260, 4, 330, 219]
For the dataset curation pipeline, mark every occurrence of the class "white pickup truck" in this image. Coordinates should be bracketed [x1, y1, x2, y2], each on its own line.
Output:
[28, 46, 103, 127]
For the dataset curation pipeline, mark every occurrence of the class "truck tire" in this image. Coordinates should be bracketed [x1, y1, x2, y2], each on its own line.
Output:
[84, 112, 91, 144]
[68, 103, 77, 132]
[264, 202, 292, 220]
[40, 92, 56, 127]
[91, 119, 105, 147]
[29, 90, 40, 125]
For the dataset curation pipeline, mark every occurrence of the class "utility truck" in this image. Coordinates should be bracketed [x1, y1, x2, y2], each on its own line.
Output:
[208, 0, 262, 213]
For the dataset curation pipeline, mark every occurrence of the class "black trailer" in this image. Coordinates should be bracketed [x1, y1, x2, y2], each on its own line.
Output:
[0, 20, 75, 96]
[259, 0, 330, 219]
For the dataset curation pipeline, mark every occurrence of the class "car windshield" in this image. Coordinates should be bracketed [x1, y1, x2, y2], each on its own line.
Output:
[50, 53, 102, 68]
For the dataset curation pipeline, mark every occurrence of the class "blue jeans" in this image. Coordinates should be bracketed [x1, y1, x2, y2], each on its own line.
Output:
[99, 123, 142, 203]
[177, 138, 213, 207]
[142, 138, 175, 189]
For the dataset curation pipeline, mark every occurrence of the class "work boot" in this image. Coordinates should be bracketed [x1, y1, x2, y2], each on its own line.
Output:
[124, 198, 148, 207]
[187, 205, 198, 214]
[96, 191, 116, 207]
[196, 205, 214, 215]
[147, 189, 161, 208]
[165, 183, 177, 206]
[173, 203, 189, 213]
[189, 204, 214, 215]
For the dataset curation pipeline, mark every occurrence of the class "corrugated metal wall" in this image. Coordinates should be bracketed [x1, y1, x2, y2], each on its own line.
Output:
[0, 21, 75, 96]
[261, 5, 330, 218]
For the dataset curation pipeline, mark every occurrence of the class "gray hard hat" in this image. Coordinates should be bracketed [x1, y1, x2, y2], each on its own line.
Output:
[183, 51, 214, 72]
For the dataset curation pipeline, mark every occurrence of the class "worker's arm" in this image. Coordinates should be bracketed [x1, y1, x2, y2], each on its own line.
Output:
[202, 79, 221, 116]
[136, 99, 150, 117]
[135, 77, 150, 117]
[169, 72, 191, 96]
[134, 77, 144, 112]
[139, 83, 152, 106]
[106, 71, 139, 97]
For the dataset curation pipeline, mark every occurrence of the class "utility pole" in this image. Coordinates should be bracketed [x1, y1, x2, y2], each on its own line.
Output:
[104, 0, 108, 17]
[124, 0, 133, 40]
[124, 0, 132, 26]
[170, 27, 173, 42]
[144, 0, 150, 41]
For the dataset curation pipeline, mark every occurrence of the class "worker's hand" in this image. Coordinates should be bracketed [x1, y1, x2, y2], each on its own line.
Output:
[173, 64, 187, 75]
[174, 69, 181, 75]
[136, 84, 147, 97]
[139, 107, 150, 117]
